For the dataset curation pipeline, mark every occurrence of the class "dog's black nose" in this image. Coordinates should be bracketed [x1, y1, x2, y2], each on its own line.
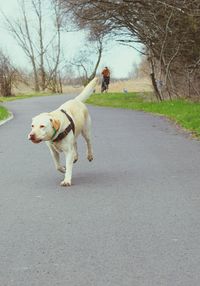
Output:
[29, 133, 35, 140]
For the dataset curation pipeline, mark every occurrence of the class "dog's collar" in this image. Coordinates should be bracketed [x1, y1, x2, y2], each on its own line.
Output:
[51, 109, 75, 143]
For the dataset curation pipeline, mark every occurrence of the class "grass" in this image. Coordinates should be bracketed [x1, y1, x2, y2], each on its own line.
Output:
[0, 106, 10, 121]
[0, 91, 53, 102]
[87, 92, 200, 137]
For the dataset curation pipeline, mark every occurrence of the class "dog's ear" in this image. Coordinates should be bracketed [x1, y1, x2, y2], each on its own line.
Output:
[50, 118, 60, 131]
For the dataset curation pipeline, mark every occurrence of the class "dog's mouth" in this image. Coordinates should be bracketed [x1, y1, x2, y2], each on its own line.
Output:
[30, 139, 42, 144]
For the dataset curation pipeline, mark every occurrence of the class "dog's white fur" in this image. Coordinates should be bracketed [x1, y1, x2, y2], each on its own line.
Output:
[28, 77, 98, 187]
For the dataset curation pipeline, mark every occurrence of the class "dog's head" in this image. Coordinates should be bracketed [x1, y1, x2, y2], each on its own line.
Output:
[28, 113, 60, 144]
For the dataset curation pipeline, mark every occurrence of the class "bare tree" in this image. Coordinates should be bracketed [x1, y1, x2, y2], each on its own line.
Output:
[2, 0, 63, 92]
[61, 2, 111, 85]
[0, 50, 19, 97]
[70, 37, 104, 85]
[44, 0, 64, 92]
[61, 0, 200, 100]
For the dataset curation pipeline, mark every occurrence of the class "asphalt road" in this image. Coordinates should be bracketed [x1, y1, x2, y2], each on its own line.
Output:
[1, 94, 200, 286]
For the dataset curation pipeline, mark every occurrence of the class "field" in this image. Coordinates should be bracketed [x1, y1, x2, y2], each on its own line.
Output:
[65, 78, 152, 93]
[107, 78, 152, 93]
[12, 78, 152, 95]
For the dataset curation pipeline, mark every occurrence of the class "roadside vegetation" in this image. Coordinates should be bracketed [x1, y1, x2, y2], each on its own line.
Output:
[0, 106, 10, 121]
[0, 91, 54, 102]
[87, 92, 200, 138]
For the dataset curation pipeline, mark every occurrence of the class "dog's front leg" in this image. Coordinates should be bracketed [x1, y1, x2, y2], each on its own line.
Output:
[60, 147, 74, 187]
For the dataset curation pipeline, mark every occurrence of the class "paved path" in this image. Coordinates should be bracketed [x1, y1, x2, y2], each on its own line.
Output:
[1, 94, 200, 286]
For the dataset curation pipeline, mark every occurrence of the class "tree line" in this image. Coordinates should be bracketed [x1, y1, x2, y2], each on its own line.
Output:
[62, 0, 200, 101]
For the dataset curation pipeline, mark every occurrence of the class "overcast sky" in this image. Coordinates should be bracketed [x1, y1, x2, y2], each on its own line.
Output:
[0, 0, 142, 79]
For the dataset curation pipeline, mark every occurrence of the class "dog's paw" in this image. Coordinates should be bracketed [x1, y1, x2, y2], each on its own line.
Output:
[60, 180, 71, 187]
[57, 166, 66, 173]
[87, 154, 94, 162]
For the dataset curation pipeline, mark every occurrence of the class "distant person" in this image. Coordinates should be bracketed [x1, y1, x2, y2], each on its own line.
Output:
[101, 66, 110, 93]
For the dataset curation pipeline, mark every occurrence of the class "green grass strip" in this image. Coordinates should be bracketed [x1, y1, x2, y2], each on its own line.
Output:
[87, 92, 200, 137]
[0, 91, 54, 102]
[0, 106, 10, 121]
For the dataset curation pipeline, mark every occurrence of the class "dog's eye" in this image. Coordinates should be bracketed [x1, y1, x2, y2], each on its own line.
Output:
[31, 125, 34, 128]
[40, 125, 45, 128]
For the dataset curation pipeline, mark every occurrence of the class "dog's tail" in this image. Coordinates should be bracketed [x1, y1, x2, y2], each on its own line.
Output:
[75, 77, 98, 102]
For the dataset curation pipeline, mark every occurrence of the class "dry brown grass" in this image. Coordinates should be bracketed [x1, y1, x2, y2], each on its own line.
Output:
[13, 83, 83, 95]
[107, 77, 152, 93]
[13, 77, 152, 95]
[62, 85, 82, 94]
[13, 84, 34, 94]
[63, 78, 152, 94]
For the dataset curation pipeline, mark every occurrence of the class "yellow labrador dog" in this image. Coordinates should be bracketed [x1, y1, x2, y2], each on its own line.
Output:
[28, 77, 97, 187]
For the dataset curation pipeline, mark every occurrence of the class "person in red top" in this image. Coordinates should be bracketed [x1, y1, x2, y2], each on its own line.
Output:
[101, 66, 110, 93]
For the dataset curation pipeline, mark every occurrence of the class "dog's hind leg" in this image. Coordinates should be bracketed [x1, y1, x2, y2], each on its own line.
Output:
[81, 116, 94, 162]
[73, 141, 78, 163]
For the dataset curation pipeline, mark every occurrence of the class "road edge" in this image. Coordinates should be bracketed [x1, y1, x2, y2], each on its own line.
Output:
[0, 112, 14, 127]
